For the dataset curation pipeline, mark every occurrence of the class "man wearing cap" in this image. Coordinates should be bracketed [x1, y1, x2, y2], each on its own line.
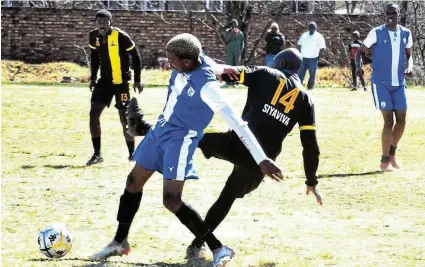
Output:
[348, 31, 367, 91]
[297, 21, 326, 90]
[264, 22, 285, 67]
[87, 9, 143, 166]
[223, 19, 244, 88]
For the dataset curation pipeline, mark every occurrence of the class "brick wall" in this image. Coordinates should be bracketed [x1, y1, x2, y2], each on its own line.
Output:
[1, 7, 375, 66]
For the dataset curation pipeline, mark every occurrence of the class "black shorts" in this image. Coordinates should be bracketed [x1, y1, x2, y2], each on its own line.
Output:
[199, 130, 266, 198]
[91, 81, 130, 109]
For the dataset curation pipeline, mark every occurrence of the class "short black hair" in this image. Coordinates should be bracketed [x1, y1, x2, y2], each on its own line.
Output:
[95, 9, 112, 20]
[384, 3, 399, 12]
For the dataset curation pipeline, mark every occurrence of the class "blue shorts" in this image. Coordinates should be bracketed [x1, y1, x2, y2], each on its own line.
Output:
[371, 83, 407, 111]
[133, 124, 201, 180]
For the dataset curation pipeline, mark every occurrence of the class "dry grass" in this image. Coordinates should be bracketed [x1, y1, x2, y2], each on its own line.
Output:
[1, 60, 375, 88]
[2, 84, 425, 267]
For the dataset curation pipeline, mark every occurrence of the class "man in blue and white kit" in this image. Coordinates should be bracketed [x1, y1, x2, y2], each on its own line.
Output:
[90, 33, 283, 267]
[355, 3, 413, 172]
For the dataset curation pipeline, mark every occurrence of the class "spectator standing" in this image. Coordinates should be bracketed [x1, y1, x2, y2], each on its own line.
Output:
[264, 22, 285, 67]
[348, 31, 367, 91]
[297, 21, 326, 89]
[223, 19, 244, 87]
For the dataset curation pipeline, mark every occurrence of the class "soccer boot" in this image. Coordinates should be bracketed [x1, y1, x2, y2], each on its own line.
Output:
[185, 243, 207, 259]
[89, 240, 130, 261]
[380, 162, 394, 172]
[390, 156, 401, 169]
[213, 245, 235, 267]
[86, 154, 103, 166]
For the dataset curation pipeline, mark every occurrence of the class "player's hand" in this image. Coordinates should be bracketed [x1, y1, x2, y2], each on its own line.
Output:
[306, 186, 322, 205]
[259, 159, 283, 181]
[220, 67, 240, 81]
[89, 80, 96, 92]
[405, 67, 413, 77]
[134, 82, 144, 94]
[356, 68, 364, 77]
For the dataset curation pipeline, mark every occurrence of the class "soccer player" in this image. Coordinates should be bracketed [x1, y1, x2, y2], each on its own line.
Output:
[355, 3, 413, 171]
[90, 33, 283, 267]
[125, 48, 322, 259]
[86, 9, 143, 166]
[186, 48, 322, 257]
[348, 31, 366, 91]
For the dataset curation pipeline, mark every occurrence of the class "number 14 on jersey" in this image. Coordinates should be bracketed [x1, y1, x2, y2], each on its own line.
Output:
[271, 78, 299, 113]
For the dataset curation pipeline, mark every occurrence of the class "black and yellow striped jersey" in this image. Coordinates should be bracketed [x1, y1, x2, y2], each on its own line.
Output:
[89, 27, 140, 84]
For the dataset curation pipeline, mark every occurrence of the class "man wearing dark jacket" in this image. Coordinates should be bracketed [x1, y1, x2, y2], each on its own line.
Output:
[265, 22, 285, 67]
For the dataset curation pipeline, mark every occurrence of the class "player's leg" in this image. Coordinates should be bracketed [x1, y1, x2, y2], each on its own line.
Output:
[90, 165, 154, 260]
[359, 72, 367, 91]
[188, 166, 263, 258]
[298, 58, 308, 85]
[91, 129, 159, 260]
[350, 59, 357, 90]
[307, 57, 318, 89]
[114, 84, 134, 161]
[164, 131, 234, 265]
[389, 85, 408, 168]
[87, 83, 112, 165]
[372, 83, 395, 171]
[164, 180, 234, 266]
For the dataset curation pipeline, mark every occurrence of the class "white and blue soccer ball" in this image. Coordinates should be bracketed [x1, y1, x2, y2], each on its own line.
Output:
[37, 223, 72, 258]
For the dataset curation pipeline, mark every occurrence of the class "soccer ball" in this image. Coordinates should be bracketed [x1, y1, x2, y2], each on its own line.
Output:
[37, 223, 72, 258]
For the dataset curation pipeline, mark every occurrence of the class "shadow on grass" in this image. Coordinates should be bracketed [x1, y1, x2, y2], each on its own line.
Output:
[21, 165, 36, 169]
[29, 257, 213, 267]
[43, 164, 86, 169]
[249, 263, 277, 267]
[21, 164, 86, 169]
[318, 170, 382, 178]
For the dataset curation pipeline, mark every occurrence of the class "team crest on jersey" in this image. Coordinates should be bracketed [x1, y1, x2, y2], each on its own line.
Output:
[96, 37, 100, 47]
[383, 40, 388, 44]
[110, 41, 116, 47]
[187, 87, 195, 97]
[381, 101, 386, 108]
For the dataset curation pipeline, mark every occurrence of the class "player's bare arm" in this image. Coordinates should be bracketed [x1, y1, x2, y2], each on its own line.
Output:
[405, 47, 413, 76]
[355, 44, 367, 77]
[129, 47, 144, 93]
[89, 42, 100, 92]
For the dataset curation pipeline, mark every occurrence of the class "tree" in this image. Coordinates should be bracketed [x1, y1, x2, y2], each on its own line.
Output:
[192, 0, 290, 64]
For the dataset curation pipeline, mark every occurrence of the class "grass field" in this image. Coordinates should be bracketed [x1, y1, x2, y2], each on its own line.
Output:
[2, 84, 425, 267]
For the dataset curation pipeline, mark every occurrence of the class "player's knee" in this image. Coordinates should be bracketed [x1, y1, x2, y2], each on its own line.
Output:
[163, 193, 182, 214]
[395, 117, 406, 125]
[217, 190, 238, 204]
[383, 118, 394, 129]
[125, 173, 143, 193]
[89, 109, 101, 122]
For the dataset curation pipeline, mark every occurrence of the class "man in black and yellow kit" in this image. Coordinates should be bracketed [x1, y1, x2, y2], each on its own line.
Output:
[87, 9, 143, 166]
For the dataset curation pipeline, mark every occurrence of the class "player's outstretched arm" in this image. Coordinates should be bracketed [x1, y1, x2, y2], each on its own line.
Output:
[200, 81, 283, 181]
[298, 95, 322, 205]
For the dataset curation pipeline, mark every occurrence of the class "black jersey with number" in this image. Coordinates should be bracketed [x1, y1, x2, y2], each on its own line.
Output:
[224, 66, 316, 158]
